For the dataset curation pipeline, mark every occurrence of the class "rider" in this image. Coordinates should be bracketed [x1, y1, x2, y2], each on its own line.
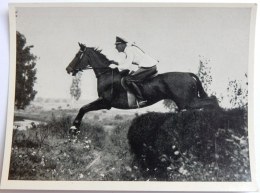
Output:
[112, 36, 158, 107]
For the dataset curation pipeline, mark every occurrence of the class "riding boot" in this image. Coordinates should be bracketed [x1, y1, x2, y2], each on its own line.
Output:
[130, 82, 147, 107]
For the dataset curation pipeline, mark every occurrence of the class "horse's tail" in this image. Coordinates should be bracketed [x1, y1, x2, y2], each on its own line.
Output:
[189, 73, 208, 98]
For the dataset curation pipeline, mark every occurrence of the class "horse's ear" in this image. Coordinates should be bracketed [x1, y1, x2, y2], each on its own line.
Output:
[78, 42, 86, 51]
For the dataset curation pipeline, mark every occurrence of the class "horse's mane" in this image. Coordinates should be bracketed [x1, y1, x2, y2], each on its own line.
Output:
[89, 47, 111, 66]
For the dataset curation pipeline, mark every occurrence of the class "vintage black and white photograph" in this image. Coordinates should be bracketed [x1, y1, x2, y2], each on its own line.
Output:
[1, 3, 257, 191]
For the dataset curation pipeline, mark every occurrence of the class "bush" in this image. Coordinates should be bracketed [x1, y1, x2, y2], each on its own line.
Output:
[127, 108, 250, 181]
[12, 129, 40, 149]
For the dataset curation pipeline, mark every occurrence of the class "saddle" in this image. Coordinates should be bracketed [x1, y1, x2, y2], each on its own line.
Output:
[120, 69, 158, 108]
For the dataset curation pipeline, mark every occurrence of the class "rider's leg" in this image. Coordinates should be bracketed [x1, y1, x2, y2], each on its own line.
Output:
[125, 80, 147, 107]
[127, 81, 145, 101]
[125, 66, 157, 106]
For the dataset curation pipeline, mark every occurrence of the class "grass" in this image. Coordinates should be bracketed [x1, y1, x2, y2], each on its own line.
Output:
[9, 107, 250, 181]
[9, 111, 137, 181]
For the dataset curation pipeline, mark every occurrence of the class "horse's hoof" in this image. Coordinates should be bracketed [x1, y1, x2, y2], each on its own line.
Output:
[69, 126, 80, 135]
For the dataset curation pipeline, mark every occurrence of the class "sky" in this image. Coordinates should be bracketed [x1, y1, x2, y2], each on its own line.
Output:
[15, 5, 252, 106]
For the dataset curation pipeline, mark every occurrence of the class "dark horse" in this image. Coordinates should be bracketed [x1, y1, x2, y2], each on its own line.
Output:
[66, 43, 218, 133]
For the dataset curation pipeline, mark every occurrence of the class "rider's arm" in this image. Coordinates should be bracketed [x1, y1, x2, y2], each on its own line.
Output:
[118, 47, 136, 71]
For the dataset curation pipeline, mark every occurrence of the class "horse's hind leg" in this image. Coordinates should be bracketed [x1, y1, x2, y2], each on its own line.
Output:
[70, 97, 111, 134]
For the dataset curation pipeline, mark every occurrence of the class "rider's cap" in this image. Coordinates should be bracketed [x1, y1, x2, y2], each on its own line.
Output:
[115, 36, 128, 45]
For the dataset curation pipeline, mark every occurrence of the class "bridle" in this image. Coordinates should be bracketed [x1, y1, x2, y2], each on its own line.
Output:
[74, 48, 112, 78]
[74, 47, 115, 97]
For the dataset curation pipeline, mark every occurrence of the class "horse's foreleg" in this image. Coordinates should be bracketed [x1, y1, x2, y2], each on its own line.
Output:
[70, 97, 110, 133]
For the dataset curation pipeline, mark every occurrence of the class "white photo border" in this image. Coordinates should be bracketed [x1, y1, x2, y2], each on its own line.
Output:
[1, 2, 258, 191]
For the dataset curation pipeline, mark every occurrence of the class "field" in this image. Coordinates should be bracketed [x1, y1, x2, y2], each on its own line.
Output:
[10, 99, 147, 181]
[9, 100, 251, 181]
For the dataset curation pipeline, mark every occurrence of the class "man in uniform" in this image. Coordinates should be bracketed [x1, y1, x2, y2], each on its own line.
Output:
[112, 36, 158, 107]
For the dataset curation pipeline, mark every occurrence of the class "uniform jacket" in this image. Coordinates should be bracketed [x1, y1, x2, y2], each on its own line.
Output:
[119, 44, 158, 71]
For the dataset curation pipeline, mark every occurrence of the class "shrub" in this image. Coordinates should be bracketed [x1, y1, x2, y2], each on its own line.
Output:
[12, 129, 40, 149]
[127, 108, 249, 181]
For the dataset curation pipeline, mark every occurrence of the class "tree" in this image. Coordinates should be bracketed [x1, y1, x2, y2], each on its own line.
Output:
[227, 73, 248, 108]
[15, 31, 38, 109]
[197, 56, 213, 95]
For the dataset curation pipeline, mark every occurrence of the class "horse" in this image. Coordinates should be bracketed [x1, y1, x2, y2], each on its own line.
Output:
[66, 43, 219, 133]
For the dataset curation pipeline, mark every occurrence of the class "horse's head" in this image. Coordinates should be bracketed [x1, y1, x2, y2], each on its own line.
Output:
[66, 43, 111, 76]
[66, 43, 91, 76]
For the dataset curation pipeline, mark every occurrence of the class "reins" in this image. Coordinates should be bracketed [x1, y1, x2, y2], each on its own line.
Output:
[76, 48, 112, 78]
[83, 66, 112, 78]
